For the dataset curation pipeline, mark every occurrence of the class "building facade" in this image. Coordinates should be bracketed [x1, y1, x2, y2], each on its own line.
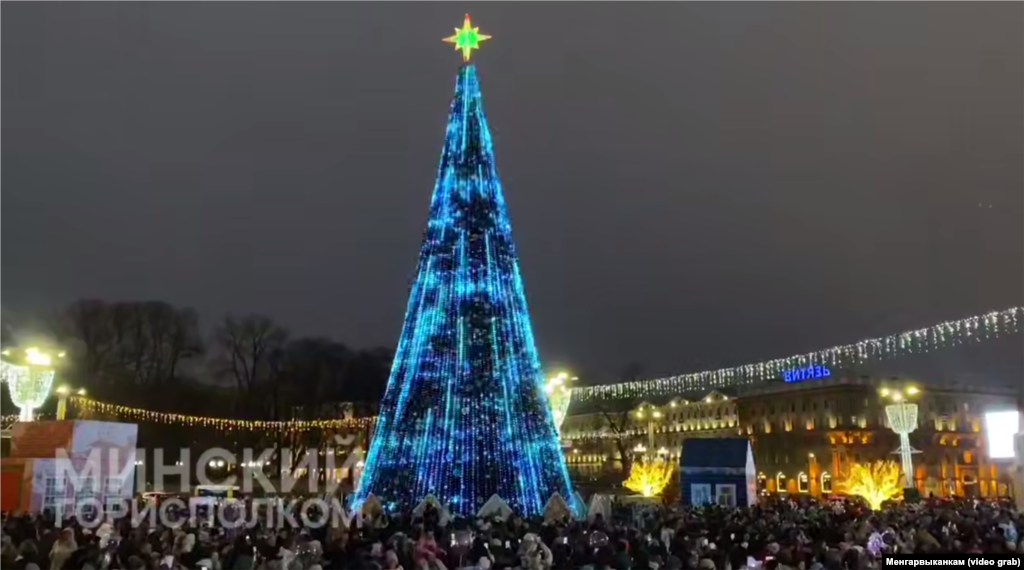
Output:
[561, 376, 1020, 499]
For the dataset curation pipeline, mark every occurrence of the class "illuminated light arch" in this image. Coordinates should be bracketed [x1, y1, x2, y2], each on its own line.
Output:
[821, 471, 833, 494]
[797, 471, 809, 493]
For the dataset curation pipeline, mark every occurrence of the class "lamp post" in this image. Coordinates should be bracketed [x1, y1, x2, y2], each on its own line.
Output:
[635, 404, 663, 460]
[0, 346, 65, 422]
[880, 386, 921, 490]
[808, 452, 816, 495]
[54, 387, 86, 421]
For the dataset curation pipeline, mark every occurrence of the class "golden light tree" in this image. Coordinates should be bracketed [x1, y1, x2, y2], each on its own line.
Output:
[624, 459, 675, 498]
[837, 460, 903, 510]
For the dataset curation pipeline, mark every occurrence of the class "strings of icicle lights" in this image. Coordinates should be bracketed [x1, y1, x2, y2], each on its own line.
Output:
[571, 307, 1023, 402]
[68, 397, 373, 431]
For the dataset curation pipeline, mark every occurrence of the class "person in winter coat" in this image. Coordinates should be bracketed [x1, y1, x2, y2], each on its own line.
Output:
[415, 533, 448, 570]
[517, 534, 553, 570]
[48, 529, 77, 570]
[11, 540, 42, 570]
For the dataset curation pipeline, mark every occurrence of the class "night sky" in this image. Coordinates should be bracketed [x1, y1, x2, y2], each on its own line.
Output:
[3, 4, 1022, 383]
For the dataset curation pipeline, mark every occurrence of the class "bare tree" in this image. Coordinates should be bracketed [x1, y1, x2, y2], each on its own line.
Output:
[593, 398, 638, 478]
[62, 300, 203, 397]
[214, 314, 288, 417]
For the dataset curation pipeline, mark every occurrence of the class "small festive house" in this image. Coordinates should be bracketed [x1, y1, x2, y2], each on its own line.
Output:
[0, 420, 137, 515]
[679, 438, 756, 507]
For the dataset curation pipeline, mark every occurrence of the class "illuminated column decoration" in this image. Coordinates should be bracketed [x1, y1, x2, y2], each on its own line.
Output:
[0, 347, 63, 422]
[880, 388, 921, 487]
[353, 17, 577, 516]
[545, 372, 574, 435]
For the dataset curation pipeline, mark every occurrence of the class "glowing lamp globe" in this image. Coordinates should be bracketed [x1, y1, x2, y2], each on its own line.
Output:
[0, 347, 64, 421]
[545, 372, 575, 434]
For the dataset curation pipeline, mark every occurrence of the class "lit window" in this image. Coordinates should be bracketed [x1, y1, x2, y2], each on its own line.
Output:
[715, 484, 737, 507]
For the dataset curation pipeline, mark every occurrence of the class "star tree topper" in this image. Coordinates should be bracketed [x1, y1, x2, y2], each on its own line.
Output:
[444, 14, 491, 62]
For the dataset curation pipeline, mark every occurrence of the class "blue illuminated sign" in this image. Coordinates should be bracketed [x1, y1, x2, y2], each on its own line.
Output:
[782, 365, 831, 383]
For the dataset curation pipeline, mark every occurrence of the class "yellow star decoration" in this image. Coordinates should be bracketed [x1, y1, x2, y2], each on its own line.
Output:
[444, 14, 491, 62]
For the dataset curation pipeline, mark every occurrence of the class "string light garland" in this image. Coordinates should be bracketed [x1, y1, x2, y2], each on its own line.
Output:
[68, 396, 374, 431]
[353, 30, 576, 518]
[572, 307, 1022, 402]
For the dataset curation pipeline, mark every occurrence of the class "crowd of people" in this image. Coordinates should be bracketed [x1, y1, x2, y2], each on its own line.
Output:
[1, 495, 1021, 570]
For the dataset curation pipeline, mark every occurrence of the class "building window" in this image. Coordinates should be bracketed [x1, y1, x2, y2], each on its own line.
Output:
[691, 483, 712, 506]
[821, 472, 833, 494]
[797, 472, 809, 493]
[43, 477, 66, 510]
[105, 497, 125, 515]
[716, 484, 737, 507]
[776, 472, 787, 493]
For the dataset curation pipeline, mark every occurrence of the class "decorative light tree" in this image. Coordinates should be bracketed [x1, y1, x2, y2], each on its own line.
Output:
[880, 387, 921, 488]
[353, 16, 577, 516]
[837, 461, 903, 510]
[0, 347, 65, 421]
[623, 403, 673, 498]
[545, 372, 575, 435]
[624, 460, 675, 498]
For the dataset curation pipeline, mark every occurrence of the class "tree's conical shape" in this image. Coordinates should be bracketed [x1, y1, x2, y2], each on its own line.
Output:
[353, 64, 575, 516]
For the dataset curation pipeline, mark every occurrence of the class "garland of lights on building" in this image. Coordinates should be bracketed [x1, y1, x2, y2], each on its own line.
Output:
[571, 307, 1022, 402]
[68, 396, 373, 431]
[2, 309, 1016, 432]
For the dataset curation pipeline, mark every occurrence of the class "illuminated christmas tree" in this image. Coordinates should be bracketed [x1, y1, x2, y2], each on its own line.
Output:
[353, 16, 576, 516]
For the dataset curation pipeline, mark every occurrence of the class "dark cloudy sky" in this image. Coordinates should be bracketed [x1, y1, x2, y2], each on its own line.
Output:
[3, 3, 1022, 383]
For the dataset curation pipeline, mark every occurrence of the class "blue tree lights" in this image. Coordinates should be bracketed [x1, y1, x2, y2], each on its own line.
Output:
[352, 63, 576, 516]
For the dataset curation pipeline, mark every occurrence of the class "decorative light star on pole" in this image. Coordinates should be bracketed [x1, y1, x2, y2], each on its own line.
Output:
[443, 14, 491, 61]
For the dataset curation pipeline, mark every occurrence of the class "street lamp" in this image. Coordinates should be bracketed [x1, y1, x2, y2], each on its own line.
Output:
[881, 387, 921, 489]
[54, 386, 86, 421]
[635, 404, 663, 459]
[0, 346, 65, 422]
[544, 372, 576, 435]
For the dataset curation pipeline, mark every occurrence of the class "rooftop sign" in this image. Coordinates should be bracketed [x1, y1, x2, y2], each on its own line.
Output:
[782, 365, 831, 383]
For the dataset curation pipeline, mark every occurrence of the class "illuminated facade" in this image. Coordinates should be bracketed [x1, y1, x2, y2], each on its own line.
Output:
[561, 376, 1019, 499]
[353, 61, 575, 515]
